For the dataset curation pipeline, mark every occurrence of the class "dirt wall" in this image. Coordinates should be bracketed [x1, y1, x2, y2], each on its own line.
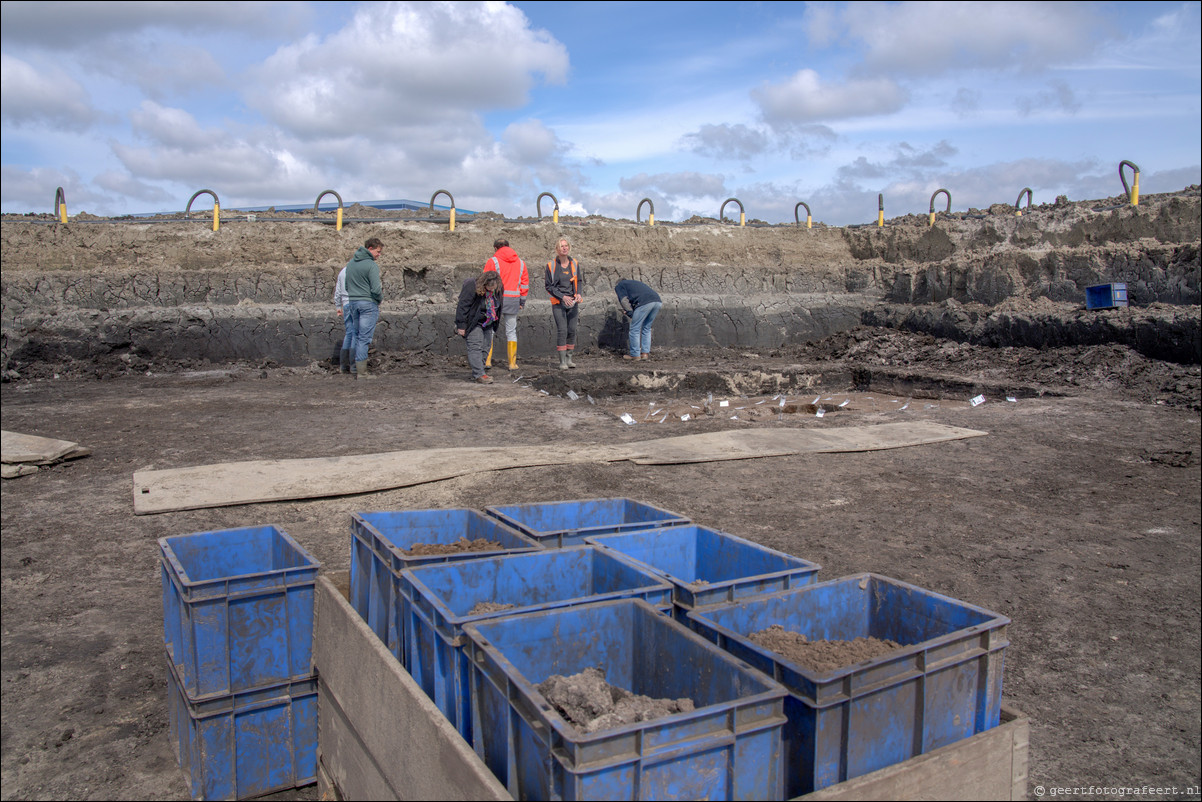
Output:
[2, 189, 1198, 373]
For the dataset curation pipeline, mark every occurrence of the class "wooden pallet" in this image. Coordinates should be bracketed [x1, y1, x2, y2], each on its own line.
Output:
[314, 571, 1028, 801]
[797, 705, 1028, 800]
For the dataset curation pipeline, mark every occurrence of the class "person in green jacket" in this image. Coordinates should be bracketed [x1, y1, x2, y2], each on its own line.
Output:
[344, 238, 384, 380]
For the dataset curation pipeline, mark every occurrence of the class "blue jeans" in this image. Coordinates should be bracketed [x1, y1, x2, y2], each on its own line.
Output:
[628, 301, 661, 356]
[347, 300, 378, 363]
[340, 305, 356, 351]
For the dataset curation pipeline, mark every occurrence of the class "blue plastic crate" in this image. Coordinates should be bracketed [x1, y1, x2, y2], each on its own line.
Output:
[402, 546, 674, 742]
[463, 599, 788, 801]
[348, 508, 540, 666]
[166, 654, 316, 801]
[1085, 282, 1128, 309]
[484, 497, 690, 547]
[687, 573, 1010, 797]
[160, 525, 320, 700]
[586, 524, 820, 619]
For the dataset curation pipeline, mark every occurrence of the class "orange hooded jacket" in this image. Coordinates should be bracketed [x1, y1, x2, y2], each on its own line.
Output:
[484, 247, 529, 314]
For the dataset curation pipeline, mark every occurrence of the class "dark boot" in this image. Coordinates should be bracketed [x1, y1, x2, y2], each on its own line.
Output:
[340, 348, 351, 373]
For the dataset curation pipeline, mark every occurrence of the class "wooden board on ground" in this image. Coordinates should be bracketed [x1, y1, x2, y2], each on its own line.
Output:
[2, 430, 91, 478]
[624, 422, 986, 464]
[132, 423, 986, 515]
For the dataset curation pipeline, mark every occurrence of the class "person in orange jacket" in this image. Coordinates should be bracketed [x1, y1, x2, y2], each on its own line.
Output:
[482, 238, 529, 370]
[545, 238, 583, 370]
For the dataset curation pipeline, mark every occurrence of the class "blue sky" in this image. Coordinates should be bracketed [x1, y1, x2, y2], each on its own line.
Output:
[2, 1, 1199, 224]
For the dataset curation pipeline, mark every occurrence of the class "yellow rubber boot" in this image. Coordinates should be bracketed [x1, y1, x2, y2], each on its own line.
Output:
[507, 341, 518, 370]
[485, 343, 493, 369]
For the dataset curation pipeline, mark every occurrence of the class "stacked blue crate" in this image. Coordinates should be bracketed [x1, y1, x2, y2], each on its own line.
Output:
[348, 507, 540, 667]
[401, 546, 674, 741]
[586, 523, 820, 620]
[484, 497, 690, 547]
[159, 525, 320, 800]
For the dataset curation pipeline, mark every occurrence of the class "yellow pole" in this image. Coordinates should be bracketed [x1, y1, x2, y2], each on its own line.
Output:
[878, 209, 884, 227]
[336, 207, 343, 231]
[553, 209, 559, 224]
[59, 204, 67, 224]
[649, 213, 654, 227]
[739, 212, 745, 227]
[806, 214, 812, 230]
[449, 208, 456, 232]
[212, 203, 220, 232]
[929, 212, 935, 227]
[1131, 173, 1140, 206]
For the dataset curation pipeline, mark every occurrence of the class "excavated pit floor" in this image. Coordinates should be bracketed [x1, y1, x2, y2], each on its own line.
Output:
[1, 188, 1198, 800]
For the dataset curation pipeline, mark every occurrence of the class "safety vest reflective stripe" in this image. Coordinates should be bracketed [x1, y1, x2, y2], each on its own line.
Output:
[547, 258, 577, 304]
[491, 256, 529, 297]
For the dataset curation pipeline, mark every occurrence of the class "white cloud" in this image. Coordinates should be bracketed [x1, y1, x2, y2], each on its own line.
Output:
[502, 119, 562, 166]
[0, 2, 309, 48]
[753, 69, 909, 126]
[682, 124, 771, 161]
[830, 2, 1112, 77]
[1, 164, 110, 211]
[244, 2, 568, 139]
[92, 41, 228, 99]
[0, 54, 97, 130]
[1016, 80, 1083, 117]
[129, 102, 225, 150]
[619, 172, 728, 198]
[93, 170, 175, 205]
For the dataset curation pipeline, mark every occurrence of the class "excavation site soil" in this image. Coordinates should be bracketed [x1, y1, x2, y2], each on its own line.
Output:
[1, 189, 1199, 800]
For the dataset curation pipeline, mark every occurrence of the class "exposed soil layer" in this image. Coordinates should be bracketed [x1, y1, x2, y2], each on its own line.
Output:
[3, 188, 1199, 372]
[748, 625, 901, 674]
[537, 667, 695, 734]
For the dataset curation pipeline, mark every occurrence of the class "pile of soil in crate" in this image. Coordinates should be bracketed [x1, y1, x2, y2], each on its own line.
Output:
[538, 667, 695, 733]
[468, 602, 515, 615]
[403, 537, 501, 556]
[750, 624, 901, 673]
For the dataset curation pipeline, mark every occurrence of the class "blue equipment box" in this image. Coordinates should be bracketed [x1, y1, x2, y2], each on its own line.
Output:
[484, 497, 689, 547]
[348, 508, 539, 666]
[1085, 282, 1128, 309]
[463, 599, 788, 801]
[166, 655, 316, 800]
[401, 546, 673, 741]
[159, 525, 320, 699]
[687, 573, 1010, 797]
[586, 524, 820, 618]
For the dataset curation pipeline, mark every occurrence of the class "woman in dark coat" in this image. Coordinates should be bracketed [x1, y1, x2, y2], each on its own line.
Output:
[455, 270, 503, 384]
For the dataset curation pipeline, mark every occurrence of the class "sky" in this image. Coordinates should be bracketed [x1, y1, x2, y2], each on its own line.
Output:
[2, 1, 1199, 225]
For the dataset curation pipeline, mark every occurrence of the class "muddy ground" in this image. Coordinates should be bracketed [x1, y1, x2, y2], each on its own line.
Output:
[1, 188, 1200, 801]
[0, 334, 1198, 800]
